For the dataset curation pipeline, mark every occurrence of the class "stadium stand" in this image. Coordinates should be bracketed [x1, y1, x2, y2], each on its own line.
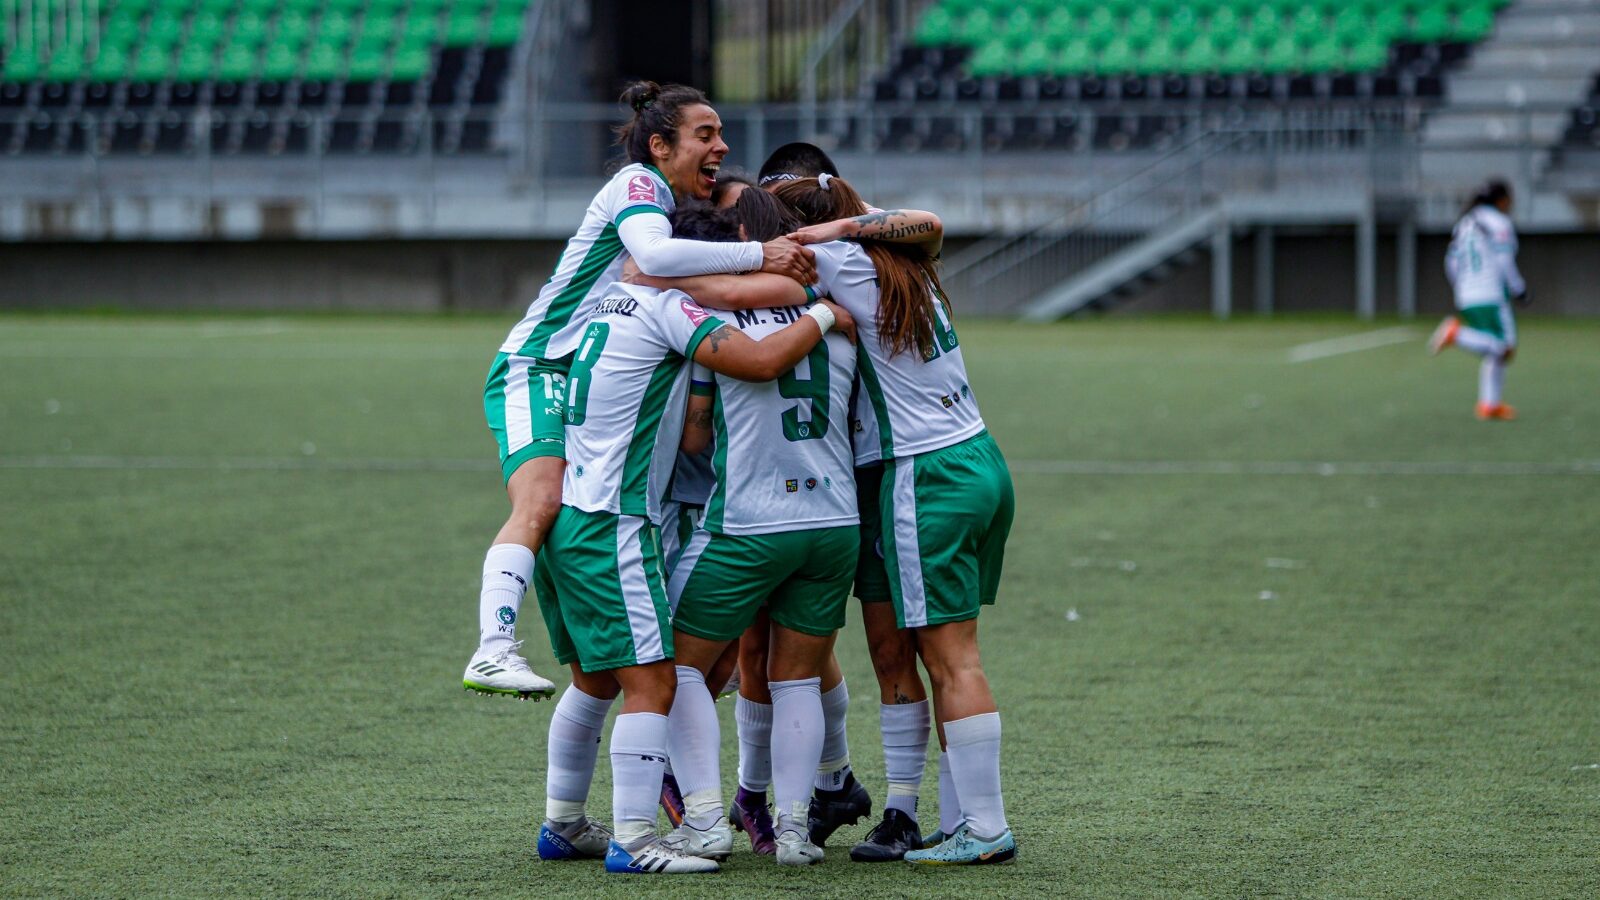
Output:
[0, 0, 530, 155]
[1564, 75, 1600, 148]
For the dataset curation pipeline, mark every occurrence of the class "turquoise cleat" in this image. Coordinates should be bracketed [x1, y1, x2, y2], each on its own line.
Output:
[903, 824, 1016, 866]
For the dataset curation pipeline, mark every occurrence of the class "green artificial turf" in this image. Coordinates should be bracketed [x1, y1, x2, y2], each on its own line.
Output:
[2, 315, 1596, 898]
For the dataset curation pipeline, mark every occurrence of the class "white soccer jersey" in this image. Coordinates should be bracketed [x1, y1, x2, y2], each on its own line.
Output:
[811, 241, 985, 461]
[848, 372, 884, 467]
[1446, 206, 1525, 306]
[697, 304, 859, 536]
[560, 283, 726, 523]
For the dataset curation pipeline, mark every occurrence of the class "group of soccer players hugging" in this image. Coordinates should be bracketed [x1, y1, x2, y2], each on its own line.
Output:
[459, 81, 1017, 874]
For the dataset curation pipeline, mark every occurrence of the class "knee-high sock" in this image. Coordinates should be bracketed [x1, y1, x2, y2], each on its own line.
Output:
[478, 544, 533, 653]
[666, 666, 724, 829]
[1479, 355, 1506, 406]
[937, 750, 962, 836]
[735, 695, 773, 793]
[945, 712, 1008, 840]
[770, 677, 825, 835]
[1455, 326, 1505, 358]
[610, 712, 669, 849]
[545, 686, 614, 823]
[880, 701, 931, 822]
[814, 679, 853, 790]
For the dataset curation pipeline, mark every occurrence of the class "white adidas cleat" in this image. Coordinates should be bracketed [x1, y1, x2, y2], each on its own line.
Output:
[605, 835, 721, 874]
[775, 828, 824, 866]
[668, 816, 734, 861]
[462, 640, 556, 699]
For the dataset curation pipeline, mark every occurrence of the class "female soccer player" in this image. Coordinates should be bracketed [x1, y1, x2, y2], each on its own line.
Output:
[1429, 179, 1528, 420]
[463, 81, 815, 698]
[773, 174, 1017, 866]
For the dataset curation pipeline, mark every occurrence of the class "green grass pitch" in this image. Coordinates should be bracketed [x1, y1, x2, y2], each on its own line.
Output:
[2, 314, 1596, 898]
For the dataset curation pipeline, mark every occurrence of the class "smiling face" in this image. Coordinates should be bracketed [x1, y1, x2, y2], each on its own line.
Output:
[649, 104, 728, 201]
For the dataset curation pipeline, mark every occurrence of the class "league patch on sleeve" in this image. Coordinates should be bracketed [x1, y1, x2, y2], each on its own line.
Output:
[679, 298, 712, 326]
[627, 175, 657, 203]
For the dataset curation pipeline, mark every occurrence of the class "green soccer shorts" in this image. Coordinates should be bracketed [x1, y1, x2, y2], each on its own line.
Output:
[881, 431, 1015, 629]
[659, 499, 705, 578]
[484, 352, 571, 484]
[667, 525, 859, 642]
[853, 464, 892, 603]
[1458, 302, 1516, 348]
[535, 506, 673, 672]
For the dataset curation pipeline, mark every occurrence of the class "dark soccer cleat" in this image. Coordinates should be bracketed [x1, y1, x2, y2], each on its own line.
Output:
[729, 786, 777, 855]
[659, 772, 686, 828]
[849, 808, 923, 862]
[807, 772, 871, 847]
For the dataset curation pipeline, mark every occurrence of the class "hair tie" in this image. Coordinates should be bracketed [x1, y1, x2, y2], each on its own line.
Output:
[758, 173, 800, 186]
[818, 173, 832, 191]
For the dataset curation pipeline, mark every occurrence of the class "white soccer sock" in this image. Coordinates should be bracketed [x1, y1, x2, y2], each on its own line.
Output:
[1479, 355, 1506, 406]
[814, 679, 853, 791]
[735, 695, 773, 793]
[945, 712, 1009, 840]
[545, 686, 614, 824]
[478, 544, 534, 654]
[1454, 326, 1505, 358]
[610, 712, 669, 849]
[937, 751, 962, 836]
[666, 666, 724, 829]
[770, 677, 825, 834]
[880, 700, 931, 823]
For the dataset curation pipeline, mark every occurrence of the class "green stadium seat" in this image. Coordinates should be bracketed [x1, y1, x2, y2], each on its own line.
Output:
[318, 12, 354, 44]
[1056, 39, 1094, 75]
[45, 47, 85, 82]
[304, 44, 343, 79]
[1179, 35, 1219, 74]
[1139, 35, 1178, 74]
[198, 0, 236, 13]
[88, 46, 130, 81]
[262, 43, 301, 79]
[283, 0, 323, 11]
[913, 6, 955, 45]
[1207, 7, 1241, 40]
[105, 14, 144, 51]
[486, 12, 523, 45]
[1039, 8, 1075, 49]
[967, 40, 1008, 77]
[347, 47, 386, 81]
[1083, 8, 1117, 47]
[1411, 7, 1452, 41]
[190, 12, 227, 47]
[443, 11, 485, 45]
[326, 0, 368, 11]
[1167, 7, 1201, 48]
[1306, 38, 1344, 71]
[371, 0, 410, 9]
[217, 45, 258, 80]
[1453, 4, 1495, 40]
[3, 46, 43, 82]
[176, 43, 216, 81]
[146, 16, 184, 49]
[1371, 7, 1406, 40]
[1246, 8, 1282, 47]
[231, 13, 268, 48]
[1013, 39, 1052, 76]
[1263, 35, 1299, 72]
[1346, 36, 1387, 70]
[132, 45, 173, 81]
[390, 45, 430, 80]
[1099, 37, 1135, 74]
[1331, 8, 1366, 44]
[998, 9, 1034, 47]
[357, 15, 397, 46]
[120, 0, 158, 13]
[241, 0, 279, 14]
[1220, 36, 1258, 72]
[1289, 6, 1323, 46]
[275, 12, 313, 47]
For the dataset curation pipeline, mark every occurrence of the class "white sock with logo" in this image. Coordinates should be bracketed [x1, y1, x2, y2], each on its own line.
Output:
[814, 679, 853, 791]
[545, 686, 614, 824]
[478, 544, 533, 654]
[735, 695, 773, 792]
[666, 666, 724, 830]
[770, 677, 825, 835]
[945, 712, 1008, 840]
[881, 700, 931, 823]
[1479, 356, 1506, 406]
[610, 712, 670, 850]
[937, 751, 962, 837]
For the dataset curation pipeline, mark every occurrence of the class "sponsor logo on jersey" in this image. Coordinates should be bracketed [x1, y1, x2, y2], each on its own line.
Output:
[785, 479, 799, 493]
[961, 384, 970, 398]
[823, 476, 832, 489]
[627, 174, 657, 203]
[805, 478, 818, 491]
[940, 394, 953, 408]
[594, 296, 639, 317]
[796, 422, 812, 438]
[496, 605, 517, 625]
[679, 299, 713, 326]
[574, 465, 585, 477]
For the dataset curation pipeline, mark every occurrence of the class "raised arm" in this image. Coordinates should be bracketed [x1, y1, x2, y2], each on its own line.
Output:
[618, 212, 816, 282]
[630, 267, 811, 311]
[692, 300, 853, 382]
[786, 209, 944, 257]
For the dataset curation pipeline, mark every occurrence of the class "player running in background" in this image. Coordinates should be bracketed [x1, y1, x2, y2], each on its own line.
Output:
[464, 81, 814, 698]
[530, 269, 850, 875]
[1430, 179, 1529, 421]
[775, 174, 1018, 866]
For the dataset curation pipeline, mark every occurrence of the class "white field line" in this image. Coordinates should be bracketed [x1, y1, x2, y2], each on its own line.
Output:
[1287, 327, 1418, 363]
[196, 322, 293, 339]
[2, 455, 1599, 476]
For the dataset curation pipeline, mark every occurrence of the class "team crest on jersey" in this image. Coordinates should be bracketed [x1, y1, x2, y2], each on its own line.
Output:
[940, 394, 953, 408]
[805, 478, 818, 491]
[627, 174, 657, 203]
[574, 465, 585, 477]
[679, 299, 712, 326]
[785, 479, 799, 493]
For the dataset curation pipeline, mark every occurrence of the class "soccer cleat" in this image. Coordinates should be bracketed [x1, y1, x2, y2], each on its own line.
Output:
[1476, 402, 1516, 420]
[462, 640, 556, 699]
[775, 829, 824, 866]
[920, 829, 948, 848]
[849, 809, 924, 862]
[1428, 317, 1460, 355]
[668, 816, 733, 861]
[903, 824, 1017, 866]
[659, 772, 686, 828]
[729, 786, 777, 855]
[537, 816, 612, 860]
[807, 772, 871, 846]
[604, 837, 721, 874]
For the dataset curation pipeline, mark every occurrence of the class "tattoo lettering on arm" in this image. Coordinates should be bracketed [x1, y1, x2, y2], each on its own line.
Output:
[878, 221, 935, 241]
[706, 325, 734, 353]
[687, 408, 713, 429]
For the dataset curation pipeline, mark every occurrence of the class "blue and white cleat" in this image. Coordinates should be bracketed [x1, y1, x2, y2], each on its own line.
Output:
[536, 817, 612, 860]
[604, 836, 721, 874]
[903, 824, 1017, 866]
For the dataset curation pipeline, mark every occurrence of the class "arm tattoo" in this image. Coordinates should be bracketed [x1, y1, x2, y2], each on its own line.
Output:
[878, 221, 934, 241]
[687, 409, 713, 429]
[706, 325, 734, 353]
